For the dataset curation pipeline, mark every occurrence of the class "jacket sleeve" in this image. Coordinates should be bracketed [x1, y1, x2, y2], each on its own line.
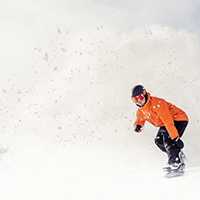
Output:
[153, 99, 179, 140]
[134, 109, 146, 128]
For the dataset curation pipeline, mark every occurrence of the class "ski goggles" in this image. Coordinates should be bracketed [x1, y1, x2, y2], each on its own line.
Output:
[132, 93, 145, 103]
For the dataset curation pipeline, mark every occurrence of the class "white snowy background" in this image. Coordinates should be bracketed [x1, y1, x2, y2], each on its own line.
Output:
[0, 0, 200, 199]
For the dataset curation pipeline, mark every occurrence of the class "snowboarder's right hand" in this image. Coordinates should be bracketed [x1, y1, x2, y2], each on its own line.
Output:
[172, 137, 184, 149]
[134, 124, 142, 133]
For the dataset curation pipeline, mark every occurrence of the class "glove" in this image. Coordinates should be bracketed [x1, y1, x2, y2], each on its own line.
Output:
[173, 137, 184, 149]
[134, 124, 142, 133]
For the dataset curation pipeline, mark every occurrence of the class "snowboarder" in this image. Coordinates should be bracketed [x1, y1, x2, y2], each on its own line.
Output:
[131, 85, 189, 172]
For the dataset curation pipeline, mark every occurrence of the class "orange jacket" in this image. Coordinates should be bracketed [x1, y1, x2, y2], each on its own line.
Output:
[134, 93, 189, 139]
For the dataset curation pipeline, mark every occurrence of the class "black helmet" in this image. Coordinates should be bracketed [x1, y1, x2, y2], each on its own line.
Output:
[131, 85, 144, 98]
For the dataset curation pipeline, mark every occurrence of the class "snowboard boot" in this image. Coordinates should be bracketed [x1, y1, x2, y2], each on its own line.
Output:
[163, 151, 186, 173]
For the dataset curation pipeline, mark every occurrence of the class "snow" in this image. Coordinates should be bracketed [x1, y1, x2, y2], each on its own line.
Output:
[1, 0, 200, 200]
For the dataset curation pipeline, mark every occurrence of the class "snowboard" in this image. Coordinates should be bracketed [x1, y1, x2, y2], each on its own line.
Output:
[164, 171, 184, 178]
[163, 164, 185, 178]
[163, 151, 186, 178]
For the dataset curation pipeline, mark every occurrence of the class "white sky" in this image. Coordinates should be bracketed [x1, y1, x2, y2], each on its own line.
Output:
[1, 1, 200, 26]
[0, 0, 199, 56]
[1, 0, 200, 34]
[0, 0, 199, 70]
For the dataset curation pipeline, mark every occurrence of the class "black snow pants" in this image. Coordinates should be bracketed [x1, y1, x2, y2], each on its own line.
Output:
[154, 121, 188, 164]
